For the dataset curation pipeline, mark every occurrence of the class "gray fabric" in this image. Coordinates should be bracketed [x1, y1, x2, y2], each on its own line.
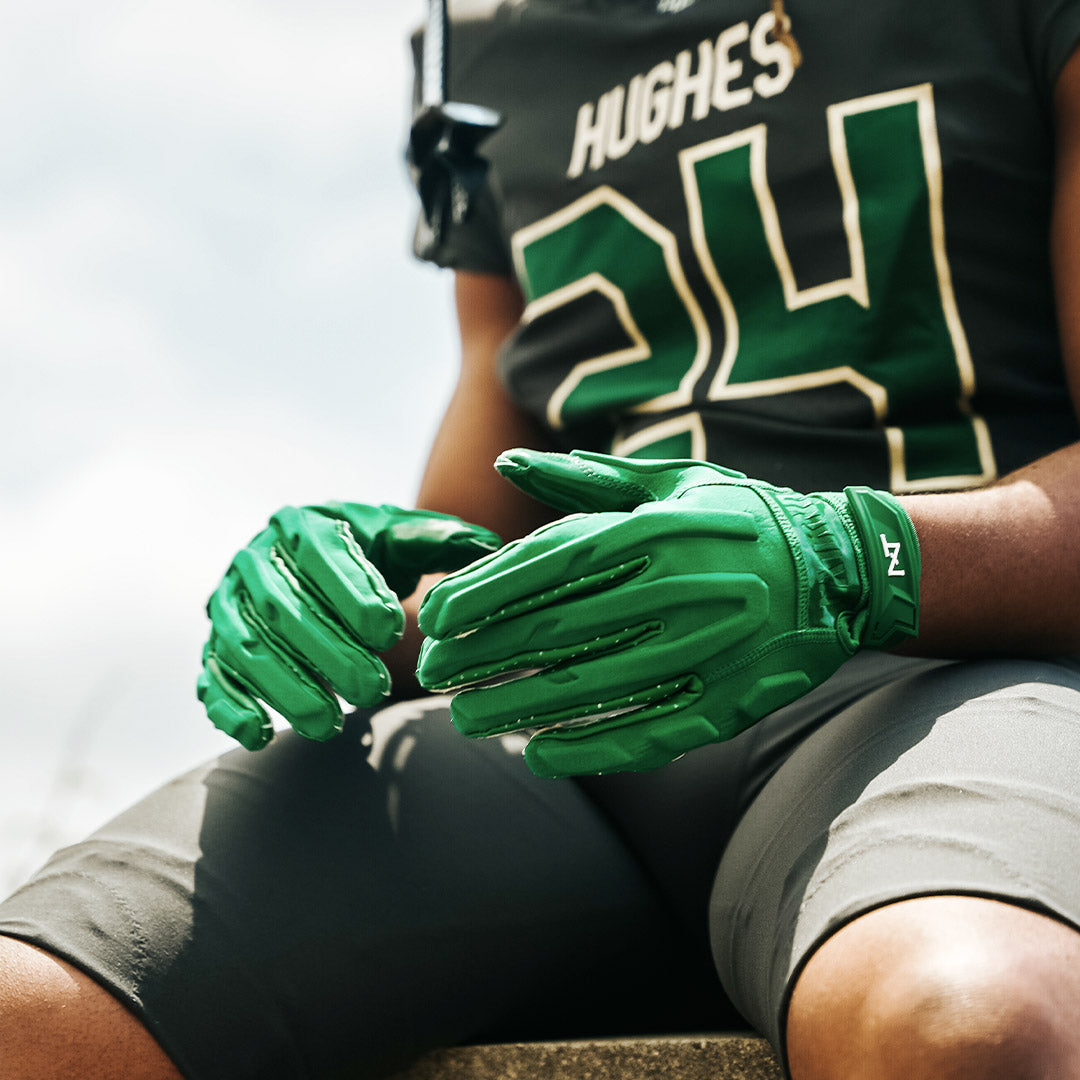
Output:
[0, 697, 728, 1080]
[709, 655, 1080, 1073]
[4, 657, 1080, 1079]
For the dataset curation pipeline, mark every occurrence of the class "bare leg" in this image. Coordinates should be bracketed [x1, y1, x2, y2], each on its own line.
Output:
[787, 895, 1080, 1080]
[0, 935, 182, 1080]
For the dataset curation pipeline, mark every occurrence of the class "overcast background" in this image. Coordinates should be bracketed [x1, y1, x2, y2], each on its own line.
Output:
[0, 2, 461, 894]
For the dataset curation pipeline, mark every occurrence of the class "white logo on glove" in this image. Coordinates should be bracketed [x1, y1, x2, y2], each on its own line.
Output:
[880, 533, 905, 577]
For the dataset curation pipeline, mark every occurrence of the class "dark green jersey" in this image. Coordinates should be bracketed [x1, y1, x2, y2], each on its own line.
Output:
[412, 0, 1080, 492]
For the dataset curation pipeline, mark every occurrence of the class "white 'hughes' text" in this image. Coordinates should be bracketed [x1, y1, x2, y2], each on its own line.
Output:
[567, 11, 795, 178]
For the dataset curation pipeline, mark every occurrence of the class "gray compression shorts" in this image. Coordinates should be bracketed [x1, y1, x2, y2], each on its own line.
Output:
[2, 653, 1080, 1079]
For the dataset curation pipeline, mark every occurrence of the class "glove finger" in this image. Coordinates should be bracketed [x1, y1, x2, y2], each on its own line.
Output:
[233, 541, 392, 706]
[521, 696, 720, 778]
[494, 448, 656, 514]
[495, 448, 747, 513]
[268, 507, 404, 651]
[368, 506, 502, 598]
[418, 571, 733, 691]
[440, 568, 771, 732]
[417, 558, 650, 689]
[197, 645, 273, 750]
[419, 614, 659, 692]
[207, 573, 344, 741]
[524, 631, 854, 778]
[417, 511, 641, 640]
[444, 636, 696, 738]
[418, 498, 763, 642]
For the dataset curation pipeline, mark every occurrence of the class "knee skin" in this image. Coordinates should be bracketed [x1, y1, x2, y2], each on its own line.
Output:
[786, 896, 1080, 1080]
[0, 935, 182, 1080]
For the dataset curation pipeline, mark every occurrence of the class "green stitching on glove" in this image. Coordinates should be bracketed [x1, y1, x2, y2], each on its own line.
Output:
[416, 449, 920, 778]
[198, 503, 500, 749]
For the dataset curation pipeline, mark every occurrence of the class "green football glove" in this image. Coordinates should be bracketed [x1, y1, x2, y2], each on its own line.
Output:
[198, 503, 500, 750]
[416, 449, 919, 778]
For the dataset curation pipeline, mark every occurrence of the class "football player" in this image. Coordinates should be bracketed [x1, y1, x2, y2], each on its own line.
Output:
[3, 1, 1080, 1077]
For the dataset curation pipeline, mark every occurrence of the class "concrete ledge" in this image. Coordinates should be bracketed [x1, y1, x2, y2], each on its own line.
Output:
[387, 1034, 782, 1079]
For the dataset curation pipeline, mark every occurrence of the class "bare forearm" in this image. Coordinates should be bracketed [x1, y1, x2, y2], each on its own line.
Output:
[899, 441, 1080, 656]
[381, 573, 444, 695]
[384, 272, 553, 694]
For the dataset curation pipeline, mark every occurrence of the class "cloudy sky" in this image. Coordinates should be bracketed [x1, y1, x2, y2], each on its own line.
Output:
[1, 2, 461, 893]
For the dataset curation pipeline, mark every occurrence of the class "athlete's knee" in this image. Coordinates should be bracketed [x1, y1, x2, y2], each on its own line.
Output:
[785, 896, 1080, 1080]
[0, 934, 182, 1080]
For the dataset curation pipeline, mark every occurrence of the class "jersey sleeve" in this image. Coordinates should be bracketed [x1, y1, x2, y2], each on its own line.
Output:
[407, 28, 513, 277]
[1027, 0, 1080, 93]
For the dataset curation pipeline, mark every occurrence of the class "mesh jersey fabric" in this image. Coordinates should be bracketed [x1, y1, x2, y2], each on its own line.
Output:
[410, 0, 1080, 492]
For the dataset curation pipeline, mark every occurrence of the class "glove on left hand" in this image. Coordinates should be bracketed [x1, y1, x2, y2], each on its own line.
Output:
[417, 449, 919, 778]
[198, 502, 500, 750]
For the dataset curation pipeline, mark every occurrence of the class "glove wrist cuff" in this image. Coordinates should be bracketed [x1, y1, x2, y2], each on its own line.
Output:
[843, 487, 921, 649]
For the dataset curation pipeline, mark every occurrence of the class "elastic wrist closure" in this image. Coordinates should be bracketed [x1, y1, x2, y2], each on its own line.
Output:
[843, 486, 921, 649]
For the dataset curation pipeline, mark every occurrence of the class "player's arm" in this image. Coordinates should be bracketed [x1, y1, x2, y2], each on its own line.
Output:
[415, 270, 557, 539]
[894, 46, 1080, 657]
[383, 269, 557, 691]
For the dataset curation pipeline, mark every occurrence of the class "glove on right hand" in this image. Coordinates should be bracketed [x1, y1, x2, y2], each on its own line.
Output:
[197, 503, 500, 750]
[417, 450, 920, 778]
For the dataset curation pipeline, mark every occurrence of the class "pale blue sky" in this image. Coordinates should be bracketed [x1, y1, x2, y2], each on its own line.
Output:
[1, 2, 461, 892]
